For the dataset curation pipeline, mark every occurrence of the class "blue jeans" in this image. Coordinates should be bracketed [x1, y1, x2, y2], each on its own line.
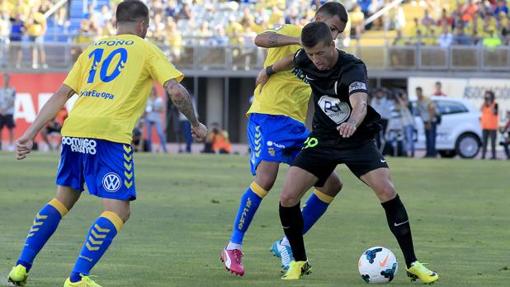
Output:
[403, 125, 415, 157]
[180, 120, 192, 153]
[424, 123, 437, 157]
[146, 119, 167, 152]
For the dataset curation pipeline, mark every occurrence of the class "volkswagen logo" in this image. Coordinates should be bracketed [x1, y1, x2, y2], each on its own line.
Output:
[102, 172, 121, 192]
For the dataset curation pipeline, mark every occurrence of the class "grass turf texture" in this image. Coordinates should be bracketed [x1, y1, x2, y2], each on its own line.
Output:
[0, 152, 508, 286]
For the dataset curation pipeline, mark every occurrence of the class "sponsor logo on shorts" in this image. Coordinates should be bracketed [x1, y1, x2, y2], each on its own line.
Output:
[102, 172, 121, 192]
[62, 137, 97, 155]
[267, 141, 286, 149]
[318, 95, 351, 124]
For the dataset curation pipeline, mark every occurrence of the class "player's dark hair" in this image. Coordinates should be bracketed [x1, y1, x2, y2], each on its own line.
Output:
[316, 2, 349, 24]
[301, 22, 333, 48]
[116, 0, 149, 23]
[416, 86, 423, 92]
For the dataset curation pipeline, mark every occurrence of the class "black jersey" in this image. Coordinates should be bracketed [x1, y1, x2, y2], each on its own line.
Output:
[293, 48, 382, 147]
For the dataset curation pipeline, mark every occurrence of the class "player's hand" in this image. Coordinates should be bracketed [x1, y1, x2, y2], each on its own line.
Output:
[337, 122, 357, 138]
[256, 69, 269, 90]
[16, 134, 34, 160]
[191, 122, 208, 141]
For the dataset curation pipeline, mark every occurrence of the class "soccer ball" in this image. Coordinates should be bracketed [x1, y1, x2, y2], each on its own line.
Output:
[358, 246, 398, 283]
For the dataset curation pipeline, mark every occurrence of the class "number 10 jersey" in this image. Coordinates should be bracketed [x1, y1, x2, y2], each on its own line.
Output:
[62, 34, 183, 144]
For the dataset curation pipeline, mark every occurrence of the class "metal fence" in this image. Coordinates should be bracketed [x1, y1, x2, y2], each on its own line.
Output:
[1, 41, 510, 73]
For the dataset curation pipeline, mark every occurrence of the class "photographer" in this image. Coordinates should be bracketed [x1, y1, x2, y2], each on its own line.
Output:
[416, 87, 438, 158]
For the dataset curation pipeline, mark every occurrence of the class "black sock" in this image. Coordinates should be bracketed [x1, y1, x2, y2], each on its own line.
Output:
[279, 202, 307, 261]
[381, 194, 417, 268]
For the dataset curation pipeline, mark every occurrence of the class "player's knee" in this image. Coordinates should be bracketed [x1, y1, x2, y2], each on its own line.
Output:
[117, 208, 130, 223]
[280, 191, 300, 207]
[377, 182, 396, 202]
[255, 173, 277, 191]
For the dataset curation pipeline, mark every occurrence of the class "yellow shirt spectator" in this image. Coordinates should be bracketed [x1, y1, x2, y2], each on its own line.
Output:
[26, 11, 46, 37]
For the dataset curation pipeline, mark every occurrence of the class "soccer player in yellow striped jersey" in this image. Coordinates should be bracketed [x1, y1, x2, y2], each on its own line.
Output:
[220, 2, 349, 276]
[9, 2, 207, 287]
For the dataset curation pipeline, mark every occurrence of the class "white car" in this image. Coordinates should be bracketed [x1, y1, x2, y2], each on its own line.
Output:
[412, 97, 482, 158]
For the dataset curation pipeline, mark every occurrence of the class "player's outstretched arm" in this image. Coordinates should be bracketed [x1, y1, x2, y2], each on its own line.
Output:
[255, 54, 294, 88]
[16, 85, 75, 160]
[337, 92, 368, 138]
[254, 31, 300, 48]
[164, 80, 207, 140]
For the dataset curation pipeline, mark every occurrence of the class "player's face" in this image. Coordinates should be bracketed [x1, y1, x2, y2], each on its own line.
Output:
[304, 40, 336, 71]
[315, 15, 345, 39]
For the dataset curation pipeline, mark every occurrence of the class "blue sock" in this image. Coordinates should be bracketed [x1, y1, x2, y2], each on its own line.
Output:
[70, 211, 124, 283]
[302, 190, 334, 235]
[17, 199, 69, 271]
[229, 182, 267, 245]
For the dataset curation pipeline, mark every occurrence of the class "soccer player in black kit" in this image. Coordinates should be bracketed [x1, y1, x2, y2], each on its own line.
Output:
[257, 21, 439, 283]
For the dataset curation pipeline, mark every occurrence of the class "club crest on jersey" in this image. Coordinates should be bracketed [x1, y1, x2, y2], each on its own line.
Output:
[102, 172, 121, 192]
[318, 95, 351, 124]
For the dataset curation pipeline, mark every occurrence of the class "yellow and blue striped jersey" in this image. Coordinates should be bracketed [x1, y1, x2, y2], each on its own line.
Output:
[247, 24, 311, 123]
[62, 34, 183, 144]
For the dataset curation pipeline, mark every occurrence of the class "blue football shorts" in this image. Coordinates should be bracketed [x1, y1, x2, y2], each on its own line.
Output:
[247, 113, 310, 175]
[56, 136, 136, 201]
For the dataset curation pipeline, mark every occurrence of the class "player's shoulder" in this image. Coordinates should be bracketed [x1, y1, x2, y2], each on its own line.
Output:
[293, 48, 310, 67]
[268, 24, 302, 37]
[339, 50, 365, 67]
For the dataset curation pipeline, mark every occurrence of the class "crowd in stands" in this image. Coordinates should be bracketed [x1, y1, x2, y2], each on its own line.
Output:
[1, 0, 391, 67]
[394, 0, 510, 47]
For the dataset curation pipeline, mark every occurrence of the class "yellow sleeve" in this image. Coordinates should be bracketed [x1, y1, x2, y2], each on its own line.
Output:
[146, 42, 184, 85]
[266, 24, 301, 38]
[63, 52, 85, 93]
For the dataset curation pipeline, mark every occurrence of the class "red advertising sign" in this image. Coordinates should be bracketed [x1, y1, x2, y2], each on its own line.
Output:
[1, 73, 68, 141]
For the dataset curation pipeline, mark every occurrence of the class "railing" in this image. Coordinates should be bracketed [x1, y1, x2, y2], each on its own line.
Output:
[1, 41, 510, 73]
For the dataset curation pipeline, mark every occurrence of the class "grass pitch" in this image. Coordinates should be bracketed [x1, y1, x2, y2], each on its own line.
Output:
[0, 152, 508, 286]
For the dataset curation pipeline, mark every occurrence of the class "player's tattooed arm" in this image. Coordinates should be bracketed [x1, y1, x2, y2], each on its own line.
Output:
[165, 80, 208, 140]
[337, 92, 368, 138]
[254, 31, 300, 48]
[16, 85, 75, 159]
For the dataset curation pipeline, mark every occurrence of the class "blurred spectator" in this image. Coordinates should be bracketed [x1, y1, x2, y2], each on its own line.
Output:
[178, 95, 197, 153]
[165, 18, 182, 61]
[436, 8, 453, 28]
[480, 90, 499, 159]
[432, 81, 447, 97]
[0, 11, 8, 67]
[177, 2, 192, 21]
[146, 87, 168, 153]
[71, 20, 93, 62]
[482, 29, 503, 47]
[437, 24, 453, 48]
[26, 8, 47, 69]
[371, 89, 393, 150]
[96, 5, 112, 29]
[132, 119, 146, 152]
[9, 13, 24, 68]
[202, 123, 232, 154]
[461, 0, 479, 23]
[453, 25, 474, 45]
[416, 86, 438, 158]
[396, 92, 416, 157]
[350, 4, 365, 39]
[40, 108, 67, 151]
[499, 110, 510, 159]
[502, 18, 510, 43]
[0, 73, 16, 151]
[494, 0, 509, 15]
